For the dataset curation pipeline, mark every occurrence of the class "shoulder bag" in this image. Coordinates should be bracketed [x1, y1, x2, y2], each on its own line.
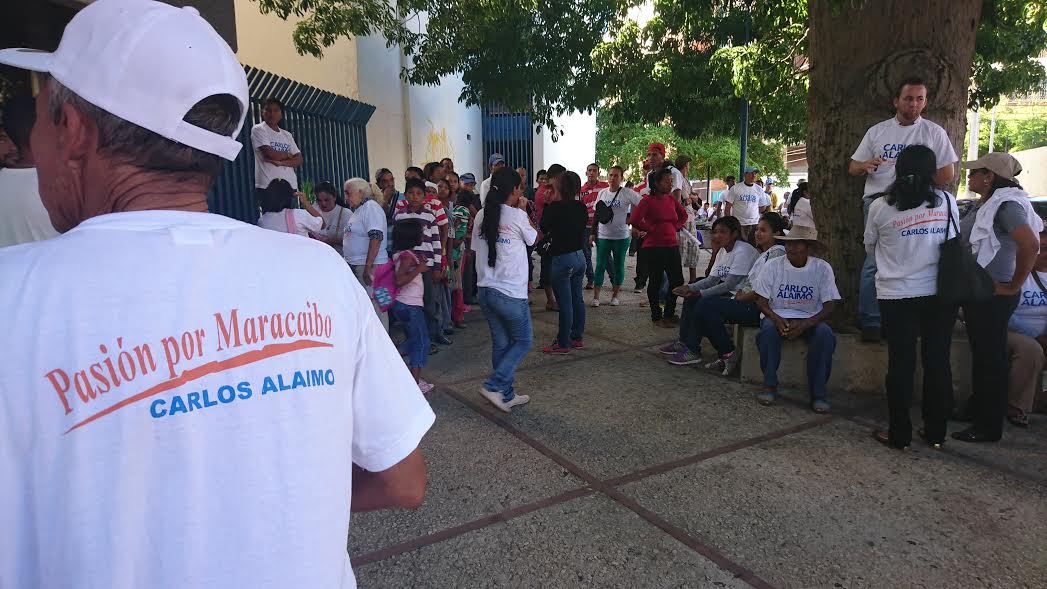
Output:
[937, 192, 995, 305]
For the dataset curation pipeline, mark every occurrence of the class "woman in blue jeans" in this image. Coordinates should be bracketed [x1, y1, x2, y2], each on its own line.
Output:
[540, 171, 589, 353]
[471, 167, 538, 412]
[667, 212, 787, 374]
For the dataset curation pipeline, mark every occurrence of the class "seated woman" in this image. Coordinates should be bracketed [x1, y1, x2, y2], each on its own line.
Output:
[752, 225, 840, 413]
[667, 213, 787, 374]
[659, 216, 758, 362]
[1006, 228, 1047, 427]
[257, 178, 323, 236]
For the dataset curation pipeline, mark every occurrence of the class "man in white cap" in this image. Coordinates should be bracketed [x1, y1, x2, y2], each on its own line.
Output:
[479, 152, 506, 206]
[0, 2, 434, 587]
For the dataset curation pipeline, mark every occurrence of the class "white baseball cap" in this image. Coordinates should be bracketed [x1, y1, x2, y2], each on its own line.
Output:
[0, 0, 249, 161]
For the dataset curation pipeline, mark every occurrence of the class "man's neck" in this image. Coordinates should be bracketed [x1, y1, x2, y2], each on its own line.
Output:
[89, 165, 210, 216]
[895, 113, 920, 126]
[788, 255, 808, 268]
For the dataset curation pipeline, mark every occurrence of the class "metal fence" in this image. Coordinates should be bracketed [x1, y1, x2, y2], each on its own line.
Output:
[208, 66, 376, 223]
[481, 104, 534, 191]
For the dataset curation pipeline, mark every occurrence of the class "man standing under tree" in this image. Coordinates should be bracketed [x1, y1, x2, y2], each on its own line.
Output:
[580, 163, 610, 289]
[723, 166, 770, 241]
[0, 1, 434, 587]
[848, 77, 957, 342]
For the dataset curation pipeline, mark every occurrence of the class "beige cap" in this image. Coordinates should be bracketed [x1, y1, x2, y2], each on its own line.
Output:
[962, 152, 1022, 184]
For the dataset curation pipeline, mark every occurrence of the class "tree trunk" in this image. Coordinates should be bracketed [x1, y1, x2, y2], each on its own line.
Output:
[807, 0, 981, 329]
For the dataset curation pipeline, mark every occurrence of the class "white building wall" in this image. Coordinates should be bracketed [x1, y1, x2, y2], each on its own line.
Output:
[356, 34, 409, 180]
[407, 75, 483, 178]
[534, 110, 597, 174]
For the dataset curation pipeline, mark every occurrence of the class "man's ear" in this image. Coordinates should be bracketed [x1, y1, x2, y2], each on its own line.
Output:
[56, 101, 96, 165]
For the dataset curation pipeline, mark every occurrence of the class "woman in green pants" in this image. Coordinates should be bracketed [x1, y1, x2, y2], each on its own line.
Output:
[590, 165, 643, 307]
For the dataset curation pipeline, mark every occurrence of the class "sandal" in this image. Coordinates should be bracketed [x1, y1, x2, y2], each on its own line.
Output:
[873, 430, 909, 451]
[1007, 412, 1029, 428]
[545, 303, 560, 312]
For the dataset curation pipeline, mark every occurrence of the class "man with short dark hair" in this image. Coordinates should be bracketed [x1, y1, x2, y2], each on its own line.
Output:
[723, 166, 770, 240]
[0, 2, 433, 587]
[580, 162, 610, 288]
[0, 93, 59, 247]
[251, 96, 303, 198]
[405, 166, 424, 181]
[848, 76, 958, 341]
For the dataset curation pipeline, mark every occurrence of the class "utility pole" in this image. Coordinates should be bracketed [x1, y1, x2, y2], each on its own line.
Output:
[738, 11, 751, 179]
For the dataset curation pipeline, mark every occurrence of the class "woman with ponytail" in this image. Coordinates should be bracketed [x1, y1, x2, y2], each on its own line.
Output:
[865, 144, 961, 450]
[471, 167, 538, 412]
[788, 181, 815, 229]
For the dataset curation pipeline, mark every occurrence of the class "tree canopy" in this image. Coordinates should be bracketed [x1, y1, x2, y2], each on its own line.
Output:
[256, 0, 1047, 141]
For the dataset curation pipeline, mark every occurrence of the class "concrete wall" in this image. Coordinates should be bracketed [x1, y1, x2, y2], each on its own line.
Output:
[534, 109, 598, 174]
[355, 33, 410, 180]
[407, 74, 483, 177]
[233, 0, 359, 100]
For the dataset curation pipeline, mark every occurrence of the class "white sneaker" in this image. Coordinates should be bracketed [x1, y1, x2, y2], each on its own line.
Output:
[479, 387, 511, 412]
[590, 299, 600, 307]
[633, 287, 643, 294]
[609, 297, 621, 306]
[417, 379, 435, 394]
[505, 394, 531, 409]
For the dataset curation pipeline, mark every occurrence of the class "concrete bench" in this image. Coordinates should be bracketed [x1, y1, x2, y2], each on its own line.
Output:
[738, 326, 974, 397]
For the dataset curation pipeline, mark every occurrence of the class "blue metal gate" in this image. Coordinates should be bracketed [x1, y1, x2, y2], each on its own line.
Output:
[208, 66, 376, 223]
[481, 104, 534, 192]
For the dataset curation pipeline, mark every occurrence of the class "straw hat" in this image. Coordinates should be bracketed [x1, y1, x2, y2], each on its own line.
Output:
[780, 224, 825, 249]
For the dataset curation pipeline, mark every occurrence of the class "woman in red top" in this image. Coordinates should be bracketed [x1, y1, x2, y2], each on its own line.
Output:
[631, 167, 688, 326]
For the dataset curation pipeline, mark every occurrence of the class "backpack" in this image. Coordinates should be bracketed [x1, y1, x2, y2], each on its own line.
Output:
[371, 259, 399, 312]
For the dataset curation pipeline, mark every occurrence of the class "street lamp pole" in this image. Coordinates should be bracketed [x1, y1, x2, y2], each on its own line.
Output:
[738, 11, 751, 178]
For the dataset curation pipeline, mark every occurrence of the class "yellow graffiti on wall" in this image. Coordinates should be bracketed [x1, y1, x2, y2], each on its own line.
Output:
[425, 119, 454, 163]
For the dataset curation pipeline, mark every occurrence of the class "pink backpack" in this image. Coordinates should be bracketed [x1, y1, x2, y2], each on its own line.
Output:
[371, 257, 400, 312]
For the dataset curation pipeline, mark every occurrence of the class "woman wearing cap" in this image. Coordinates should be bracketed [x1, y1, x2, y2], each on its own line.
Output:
[865, 145, 961, 450]
[752, 225, 840, 413]
[954, 152, 1042, 443]
[541, 171, 588, 352]
[257, 178, 323, 237]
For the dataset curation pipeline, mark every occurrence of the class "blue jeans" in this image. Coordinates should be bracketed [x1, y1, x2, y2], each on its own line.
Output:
[860, 196, 880, 328]
[582, 227, 595, 282]
[393, 302, 429, 369]
[477, 287, 533, 400]
[550, 250, 587, 347]
[437, 281, 453, 333]
[700, 296, 761, 355]
[757, 317, 836, 401]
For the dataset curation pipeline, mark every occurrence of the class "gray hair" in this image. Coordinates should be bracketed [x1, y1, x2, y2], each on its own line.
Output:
[47, 77, 241, 177]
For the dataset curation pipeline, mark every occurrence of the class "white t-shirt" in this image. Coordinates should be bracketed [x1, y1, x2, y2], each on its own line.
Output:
[851, 116, 958, 198]
[0, 210, 435, 589]
[0, 167, 59, 248]
[318, 204, 350, 243]
[343, 200, 390, 266]
[251, 122, 301, 189]
[258, 208, 322, 237]
[724, 182, 770, 225]
[755, 255, 841, 319]
[710, 240, 759, 279]
[595, 186, 643, 240]
[1010, 271, 1047, 338]
[864, 191, 959, 299]
[471, 206, 537, 299]
[479, 176, 492, 207]
[791, 197, 815, 229]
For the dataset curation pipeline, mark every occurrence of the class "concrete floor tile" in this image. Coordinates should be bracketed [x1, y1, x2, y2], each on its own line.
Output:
[456, 349, 822, 479]
[353, 494, 750, 589]
[620, 419, 1047, 589]
[349, 392, 586, 557]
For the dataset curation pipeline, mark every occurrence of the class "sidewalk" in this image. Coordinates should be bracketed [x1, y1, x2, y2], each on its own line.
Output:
[350, 255, 1047, 588]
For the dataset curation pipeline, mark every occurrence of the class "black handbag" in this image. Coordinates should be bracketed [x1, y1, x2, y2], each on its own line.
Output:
[595, 188, 620, 225]
[937, 192, 995, 305]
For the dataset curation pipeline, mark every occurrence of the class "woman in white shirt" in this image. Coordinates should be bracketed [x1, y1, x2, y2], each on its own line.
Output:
[1006, 229, 1047, 427]
[667, 212, 788, 375]
[257, 178, 322, 237]
[343, 177, 390, 330]
[472, 167, 538, 413]
[659, 216, 758, 364]
[308, 181, 350, 255]
[787, 182, 815, 229]
[865, 145, 961, 450]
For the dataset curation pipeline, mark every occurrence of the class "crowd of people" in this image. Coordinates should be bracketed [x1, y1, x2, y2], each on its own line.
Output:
[0, 1, 1044, 585]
